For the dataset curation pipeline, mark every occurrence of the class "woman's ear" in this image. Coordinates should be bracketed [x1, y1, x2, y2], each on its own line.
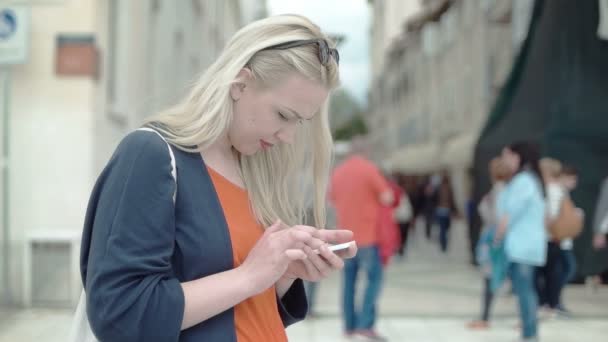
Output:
[230, 68, 254, 102]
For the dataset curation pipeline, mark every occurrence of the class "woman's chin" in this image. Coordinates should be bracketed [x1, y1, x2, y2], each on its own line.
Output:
[234, 146, 258, 157]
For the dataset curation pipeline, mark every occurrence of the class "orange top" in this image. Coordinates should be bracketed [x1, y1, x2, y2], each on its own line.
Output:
[329, 156, 391, 247]
[207, 167, 287, 342]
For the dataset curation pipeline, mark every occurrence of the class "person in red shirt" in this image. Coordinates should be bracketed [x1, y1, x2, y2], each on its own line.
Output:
[377, 177, 403, 266]
[329, 137, 394, 341]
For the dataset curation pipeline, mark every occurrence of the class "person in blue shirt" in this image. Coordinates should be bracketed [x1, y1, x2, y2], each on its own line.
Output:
[495, 141, 547, 342]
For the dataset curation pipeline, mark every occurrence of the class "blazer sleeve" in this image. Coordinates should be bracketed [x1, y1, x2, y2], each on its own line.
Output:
[83, 131, 184, 342]
[276, 279, 308, 327]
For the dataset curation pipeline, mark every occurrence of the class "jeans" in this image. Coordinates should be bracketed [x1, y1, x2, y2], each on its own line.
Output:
[535, 242, 561, 309]
[343, 245, 383, 332]
[425, 208, 435, 239]
[559, 249, 577, 287]
[510, 262, 538, 339]
[436, 209, 451, 252]
[480, 277, 495, 322]
[558, 249, 577, 309]
[305, 281, 318, 313]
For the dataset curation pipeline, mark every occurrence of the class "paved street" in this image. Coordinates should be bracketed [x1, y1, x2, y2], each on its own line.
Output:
[1, 220, 607, 341]
[287, 220, 608, 341]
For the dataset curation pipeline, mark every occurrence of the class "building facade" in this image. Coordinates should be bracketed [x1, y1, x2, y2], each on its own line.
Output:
[369, 0, 422, 82]
[0, 0, 266, 307]
[368, 0, 533, 209]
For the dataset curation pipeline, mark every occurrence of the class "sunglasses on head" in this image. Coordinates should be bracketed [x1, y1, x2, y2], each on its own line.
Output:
[261, 39, 340, 66]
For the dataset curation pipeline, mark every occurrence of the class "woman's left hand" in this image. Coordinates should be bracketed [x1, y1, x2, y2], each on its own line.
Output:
[282, 226, 357, 282]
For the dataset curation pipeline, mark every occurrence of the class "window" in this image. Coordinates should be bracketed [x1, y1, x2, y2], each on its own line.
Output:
[106, 0, 131, 124]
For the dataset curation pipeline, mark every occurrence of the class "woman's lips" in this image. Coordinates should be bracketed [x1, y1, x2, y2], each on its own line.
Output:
[260, 140, 274, 149]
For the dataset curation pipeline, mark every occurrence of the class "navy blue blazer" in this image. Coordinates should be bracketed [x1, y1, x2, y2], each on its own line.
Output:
[80, 130, 308, 341]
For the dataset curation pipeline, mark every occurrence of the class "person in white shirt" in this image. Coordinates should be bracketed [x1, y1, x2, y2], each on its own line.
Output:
[537, 158, 564, 317]
[556, 164, 582, 314]
[593, 177, 608, 250]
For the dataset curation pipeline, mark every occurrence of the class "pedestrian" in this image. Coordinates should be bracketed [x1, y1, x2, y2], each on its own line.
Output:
[592, 177, 608, 250]
[329, 137, 394, 341]
[536, 158, 565, 319]
[423, 175, 440, 240]
[394, 173, 414, 257]
[77, 14, 356, 342]
[495, 141, 547, 342]
[435, 172, 458, 253]
[377, 173, 403, 266]
[468, 157, 510, 330]
[555, 164, 582, 314]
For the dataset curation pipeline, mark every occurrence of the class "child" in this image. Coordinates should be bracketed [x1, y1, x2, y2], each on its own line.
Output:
[468, 157, 510, 329]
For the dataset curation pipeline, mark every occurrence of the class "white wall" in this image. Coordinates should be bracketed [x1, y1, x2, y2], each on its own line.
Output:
[1, 0, 250, 307]
[240, 0, 267, 24]
[7, 0, 97, 304]
[1, 70, 8, 305]
[385, 0, 421, 50]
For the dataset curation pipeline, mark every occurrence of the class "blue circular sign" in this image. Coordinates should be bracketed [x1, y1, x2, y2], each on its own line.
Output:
[0, 8, 17, 40]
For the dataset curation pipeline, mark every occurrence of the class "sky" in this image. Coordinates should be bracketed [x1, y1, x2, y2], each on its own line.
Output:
[267, 0, 371, 107]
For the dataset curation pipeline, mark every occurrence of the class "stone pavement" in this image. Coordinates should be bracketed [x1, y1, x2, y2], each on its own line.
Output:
[285, 220, 608, 341]
[0, 220, 606, 341]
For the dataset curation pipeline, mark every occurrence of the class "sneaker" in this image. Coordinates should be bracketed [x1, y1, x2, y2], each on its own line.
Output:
[556, 307, 573, 318]
[467, 320, 490, 330]
[355, 329, 388, 341]
[538, 307, 557, 321]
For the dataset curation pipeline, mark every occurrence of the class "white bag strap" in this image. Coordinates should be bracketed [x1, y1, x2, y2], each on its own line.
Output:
[68, 290, 97, 342]
[137, 127, 177, 202]
[68, 128, 178, 342]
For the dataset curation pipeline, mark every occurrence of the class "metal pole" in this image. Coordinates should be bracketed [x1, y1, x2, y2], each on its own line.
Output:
[1, 68, 11, 306]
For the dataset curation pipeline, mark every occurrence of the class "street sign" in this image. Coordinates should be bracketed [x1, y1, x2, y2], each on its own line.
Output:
[0, 6, 29, 65]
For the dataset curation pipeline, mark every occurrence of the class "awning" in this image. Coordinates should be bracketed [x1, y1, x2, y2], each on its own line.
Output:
[439, 133, 478, 169]
[385, 142, 441, 173]
[384, 133, 479, 173]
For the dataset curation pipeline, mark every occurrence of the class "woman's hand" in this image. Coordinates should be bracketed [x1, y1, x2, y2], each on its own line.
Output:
[494, 217, 508, 245]
[282, 226, 357, 282]
[239, 220, 326, 295]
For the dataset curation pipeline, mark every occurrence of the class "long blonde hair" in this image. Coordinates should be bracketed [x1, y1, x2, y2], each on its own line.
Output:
[144, 14, 340, 228]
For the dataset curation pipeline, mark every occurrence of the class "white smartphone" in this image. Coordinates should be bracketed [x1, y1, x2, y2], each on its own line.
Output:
[314, 241, 355, 254]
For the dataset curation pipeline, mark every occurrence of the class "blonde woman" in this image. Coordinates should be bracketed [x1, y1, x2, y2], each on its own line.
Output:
[79, 15, 356, 342]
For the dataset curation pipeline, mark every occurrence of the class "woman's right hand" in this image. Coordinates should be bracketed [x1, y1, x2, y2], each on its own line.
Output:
[239, 220, 325, 295]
